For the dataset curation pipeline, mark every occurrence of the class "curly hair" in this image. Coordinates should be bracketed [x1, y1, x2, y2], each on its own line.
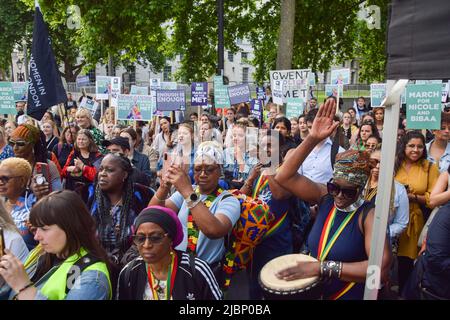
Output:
[395, 130, 427, 174]
[0, 157, 32, 182]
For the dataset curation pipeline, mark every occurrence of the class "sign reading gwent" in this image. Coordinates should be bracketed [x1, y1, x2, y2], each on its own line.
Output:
[406, 84, 441, 130]
[156, 89, 186, 111]
[227, 84, 251, 105]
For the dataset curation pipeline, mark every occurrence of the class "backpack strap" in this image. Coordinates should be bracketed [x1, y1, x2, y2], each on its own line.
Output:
[65, 253, 101, 294]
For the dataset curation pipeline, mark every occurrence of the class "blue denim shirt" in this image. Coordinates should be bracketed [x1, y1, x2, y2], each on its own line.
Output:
[426, 140, 450, 173]
[8, 270, 110, 300]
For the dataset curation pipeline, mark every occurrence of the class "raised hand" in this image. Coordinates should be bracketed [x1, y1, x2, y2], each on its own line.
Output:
[308, 98, 340, 142]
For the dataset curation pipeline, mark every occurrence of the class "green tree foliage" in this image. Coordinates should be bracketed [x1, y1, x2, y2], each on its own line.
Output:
[0, 0, 33, 75]
[354, 0, 389, 83]
[1, 0, 388, 84]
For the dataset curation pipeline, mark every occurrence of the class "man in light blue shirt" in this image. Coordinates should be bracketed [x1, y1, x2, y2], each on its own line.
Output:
[297, 137, 345, 184]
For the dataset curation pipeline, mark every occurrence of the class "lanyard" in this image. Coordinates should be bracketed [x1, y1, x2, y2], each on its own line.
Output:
[146, 252, 178, 300]
[317, 205, 357, 261]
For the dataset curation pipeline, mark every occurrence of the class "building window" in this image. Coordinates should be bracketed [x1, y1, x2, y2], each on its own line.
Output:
[241, 52, 248, 61]
[351, 71, 356, 84]
[128, 65, 136, 84]
[242, 67, 249, 83]
[228, 52, 234, 62]
[105, 65, 116, 77]
[351, 59, 356, 69]
[163, 66, 172, 82]
[87, 68, 96, 84]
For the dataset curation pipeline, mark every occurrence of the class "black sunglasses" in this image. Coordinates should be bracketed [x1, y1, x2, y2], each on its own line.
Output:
[0, 175, 22, 184]
[8, 140, 28, 147]
[193, 166, 219, 175]
[327, 181, 359, 200]
[132, 233, 168, 246]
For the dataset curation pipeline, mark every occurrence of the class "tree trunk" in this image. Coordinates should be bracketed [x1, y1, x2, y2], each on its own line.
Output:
[276, 0, 296, 70]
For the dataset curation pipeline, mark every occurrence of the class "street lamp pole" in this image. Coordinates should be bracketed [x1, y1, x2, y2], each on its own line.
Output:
[217, 0, 224, 76]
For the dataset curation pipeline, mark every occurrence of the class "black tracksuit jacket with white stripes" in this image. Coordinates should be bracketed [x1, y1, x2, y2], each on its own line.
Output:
[116, 251, 223, 300]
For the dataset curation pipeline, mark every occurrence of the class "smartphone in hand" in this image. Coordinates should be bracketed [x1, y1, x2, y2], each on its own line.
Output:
[35, 162, 51, 192]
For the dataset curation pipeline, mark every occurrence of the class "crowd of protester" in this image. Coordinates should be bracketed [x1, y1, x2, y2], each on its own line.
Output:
[0, 92, 449, 301]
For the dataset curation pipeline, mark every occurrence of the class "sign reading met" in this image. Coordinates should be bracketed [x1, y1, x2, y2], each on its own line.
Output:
[270, 69, 310, 103]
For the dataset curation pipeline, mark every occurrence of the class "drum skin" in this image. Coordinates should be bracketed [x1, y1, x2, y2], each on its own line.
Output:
[259, 254, 323, 300]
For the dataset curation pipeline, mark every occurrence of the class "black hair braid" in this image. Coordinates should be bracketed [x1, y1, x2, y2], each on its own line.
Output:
[94, 154, 134, 253]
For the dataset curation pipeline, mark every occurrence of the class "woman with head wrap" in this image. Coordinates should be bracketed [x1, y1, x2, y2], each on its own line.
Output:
[8, 124, 62, 200]
[148, 141, 241, 286]
[274, 99, 392, 300]
[116, 206, 222, 300]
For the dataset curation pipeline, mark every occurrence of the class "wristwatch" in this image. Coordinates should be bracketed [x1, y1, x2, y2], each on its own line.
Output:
[185, 192, 201, 209]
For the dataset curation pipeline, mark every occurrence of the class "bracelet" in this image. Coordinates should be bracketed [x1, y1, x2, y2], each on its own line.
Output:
[154, 193, 167, 202]
[12, 282, 34, 300]
[320, 261, 342, 280]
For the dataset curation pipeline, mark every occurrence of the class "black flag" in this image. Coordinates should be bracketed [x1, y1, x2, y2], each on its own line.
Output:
[27, 5, 67, 120]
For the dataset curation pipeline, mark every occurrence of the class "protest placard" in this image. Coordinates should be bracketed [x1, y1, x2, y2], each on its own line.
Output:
[156, 89, 186, 111]
[76, 75, 90, 88]
[0, 82, 16, 114]
[228, 84, 251, 105]
[161, 82, 177, 90]
[12, 82, 28, 102]
[96, 76, 111, 100]
[286, 98, 305, 119]
[272, 80, 284, 105]
[250, 99, 263, 123]
[406, 84, 441, 129]
[256, 86, 265, 100]
[79, 96, 99, 113]
[214, 76, 230, 108]
[130, 85, 149, 95]
[117, 94, 153, 121]
[370, 83, 386, 108]
[325, 84, 343, 98]
[150, 78, 161, 91]
[110, 77, 121, 108]
[191, 82, 208, 106]
[309, 72, 316, 86]
[331, 68, 350, 85]
[269, 69, 310, 103]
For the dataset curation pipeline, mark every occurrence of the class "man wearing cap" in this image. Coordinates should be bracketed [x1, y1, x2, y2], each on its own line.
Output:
[103, 137, 152, 187]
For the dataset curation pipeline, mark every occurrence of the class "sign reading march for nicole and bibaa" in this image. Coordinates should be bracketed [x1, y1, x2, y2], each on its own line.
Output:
[214, 76, 230, 108]
[286, 97, 305, 119]
[0, 82, 16, 114]
[227, 84, 251, 105]
[406, 83, 442, 130]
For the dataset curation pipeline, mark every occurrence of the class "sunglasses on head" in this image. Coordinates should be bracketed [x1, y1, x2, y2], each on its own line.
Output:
[8, 140, 28, 147]
[327, 181, 359, 199]
[132, 233, 168, 246]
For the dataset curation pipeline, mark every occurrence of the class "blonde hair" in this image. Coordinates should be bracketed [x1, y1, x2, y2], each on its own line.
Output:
[1, 157, 32, 177]
[0, 157, 32, 188]
[75, 108, 95, 128]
